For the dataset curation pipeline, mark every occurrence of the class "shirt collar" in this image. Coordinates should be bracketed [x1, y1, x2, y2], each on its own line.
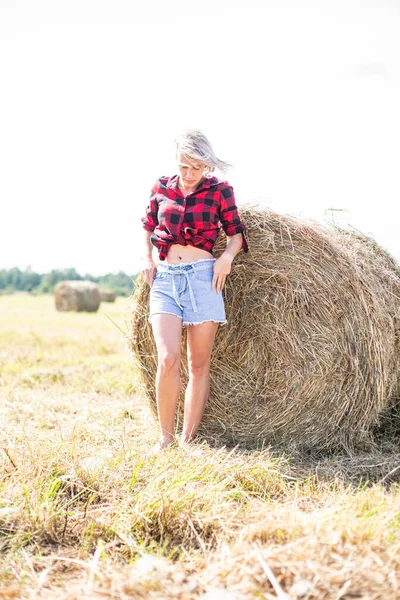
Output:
[166, 174, 218, 194]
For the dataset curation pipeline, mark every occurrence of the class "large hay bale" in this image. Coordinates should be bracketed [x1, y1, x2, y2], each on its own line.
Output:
[128, 207, 400, 451]
[55, 280, 101, 312]
[99, 289, 116, 303]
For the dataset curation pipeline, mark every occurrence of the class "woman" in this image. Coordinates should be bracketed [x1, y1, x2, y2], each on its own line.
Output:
[141, 129, 248, 451]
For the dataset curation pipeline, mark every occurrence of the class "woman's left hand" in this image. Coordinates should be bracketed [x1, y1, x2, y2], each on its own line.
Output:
[212, 254, 233, 294]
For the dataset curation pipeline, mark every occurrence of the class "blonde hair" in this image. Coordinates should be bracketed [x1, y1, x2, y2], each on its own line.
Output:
[175, 128, 232, 175]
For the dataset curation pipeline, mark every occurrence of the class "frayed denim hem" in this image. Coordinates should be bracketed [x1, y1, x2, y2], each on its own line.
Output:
[183, 319, 227, 327]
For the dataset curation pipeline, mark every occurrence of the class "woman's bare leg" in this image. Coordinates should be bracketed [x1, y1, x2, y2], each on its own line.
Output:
[181, 321, 218, 443]
[151, 313, 182, 448]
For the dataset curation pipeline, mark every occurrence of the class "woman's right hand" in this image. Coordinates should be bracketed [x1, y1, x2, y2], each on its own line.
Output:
[142, 259, 157, 287]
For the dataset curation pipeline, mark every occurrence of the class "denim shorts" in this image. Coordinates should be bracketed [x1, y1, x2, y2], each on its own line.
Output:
[149, 258, 227, 327]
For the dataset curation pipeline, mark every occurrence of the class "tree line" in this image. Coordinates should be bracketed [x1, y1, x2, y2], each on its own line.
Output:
[0, 267, 138, 296]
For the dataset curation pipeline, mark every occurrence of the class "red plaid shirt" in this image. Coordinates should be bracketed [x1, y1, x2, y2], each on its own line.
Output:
[142, 174, 248, 261]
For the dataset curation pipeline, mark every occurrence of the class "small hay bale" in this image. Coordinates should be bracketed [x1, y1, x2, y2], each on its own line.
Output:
[55, 280, 101, 313]
[99, 289, 116, 303]
[127, 207, 400, 451]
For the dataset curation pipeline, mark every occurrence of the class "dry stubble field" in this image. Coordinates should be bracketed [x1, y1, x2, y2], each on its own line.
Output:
[1, 293, 400, 599]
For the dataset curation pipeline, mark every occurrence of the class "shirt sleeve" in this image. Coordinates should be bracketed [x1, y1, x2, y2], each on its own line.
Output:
[141, 181, 159, 232]
[219, 184, 249, 253]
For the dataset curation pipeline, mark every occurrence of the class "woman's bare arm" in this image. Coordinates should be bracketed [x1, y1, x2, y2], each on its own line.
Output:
[141, 230, 157, 286]
[212, 233, 243, 294]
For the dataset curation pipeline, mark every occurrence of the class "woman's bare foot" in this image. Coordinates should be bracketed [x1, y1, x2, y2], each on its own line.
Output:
[178, 437, 204, 456]
[179, 433, 194, 445]
[151, 438, 175, 454]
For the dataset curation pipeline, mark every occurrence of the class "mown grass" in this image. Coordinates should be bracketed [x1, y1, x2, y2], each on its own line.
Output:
[0, 294, 399, 599]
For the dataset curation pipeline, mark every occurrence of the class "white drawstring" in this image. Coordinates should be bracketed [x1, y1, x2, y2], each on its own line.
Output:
[170, 267, 198, 313]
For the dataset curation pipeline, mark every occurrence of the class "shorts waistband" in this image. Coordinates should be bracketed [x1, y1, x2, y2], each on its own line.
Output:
[157, 258, 215, 273]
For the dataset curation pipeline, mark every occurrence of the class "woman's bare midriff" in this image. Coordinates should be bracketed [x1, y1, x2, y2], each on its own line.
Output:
[165, 244, 213, 265]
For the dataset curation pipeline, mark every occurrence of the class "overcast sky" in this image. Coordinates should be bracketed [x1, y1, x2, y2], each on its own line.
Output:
[1, 0, 399, 275]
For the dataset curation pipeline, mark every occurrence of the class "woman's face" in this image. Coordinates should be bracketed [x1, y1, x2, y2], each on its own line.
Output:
[177, 153, 206, 189]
